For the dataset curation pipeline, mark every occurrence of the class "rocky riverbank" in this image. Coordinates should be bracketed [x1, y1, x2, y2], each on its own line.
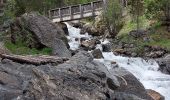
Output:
[0, 51, 156, 100]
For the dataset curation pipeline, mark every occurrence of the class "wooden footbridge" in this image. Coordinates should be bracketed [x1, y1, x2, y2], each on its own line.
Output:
[49, 0, 127, 22]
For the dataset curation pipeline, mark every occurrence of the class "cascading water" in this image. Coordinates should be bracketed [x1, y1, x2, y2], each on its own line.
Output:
[65, 23, 170, 100]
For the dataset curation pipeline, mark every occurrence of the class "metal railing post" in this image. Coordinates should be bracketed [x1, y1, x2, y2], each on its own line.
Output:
[79, 4, 83, 18]
[91, 2, 95, 16]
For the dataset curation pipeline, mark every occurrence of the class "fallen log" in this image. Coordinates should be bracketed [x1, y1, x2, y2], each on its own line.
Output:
[0, 54, 69, 65]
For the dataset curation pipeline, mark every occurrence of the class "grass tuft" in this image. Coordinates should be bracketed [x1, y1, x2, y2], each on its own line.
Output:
[5, 41, 52, 55]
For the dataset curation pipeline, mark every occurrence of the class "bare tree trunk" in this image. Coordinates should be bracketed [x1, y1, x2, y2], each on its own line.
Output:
[0, 54, 69, 65]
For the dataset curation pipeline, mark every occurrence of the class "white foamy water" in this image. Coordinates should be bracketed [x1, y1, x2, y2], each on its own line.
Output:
[66, 23, 170, 100]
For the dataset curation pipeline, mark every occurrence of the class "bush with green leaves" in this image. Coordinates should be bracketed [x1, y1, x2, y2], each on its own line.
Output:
[145, 0, 170, 22]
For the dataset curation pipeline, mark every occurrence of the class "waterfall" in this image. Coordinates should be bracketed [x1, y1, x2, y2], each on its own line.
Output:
[65, 23, 170, 100]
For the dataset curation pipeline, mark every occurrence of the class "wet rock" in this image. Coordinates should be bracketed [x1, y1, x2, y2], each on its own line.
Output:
[70, 49, 79, 56]
[107, 77, 120, 90]
[91, 49, 104, 59]
[114, 48, 125, 54]
[112, 92, 147, 100]
[71, 22, 84, 28]
[80, 39, 96, 51]
[111, 61, 119, 68]
[80, 37, 88, 42]
[95, 39, 101, 44]
[102, 43, 112, 52]
[57, 22, 69, 35]
[75, 38, 79, 41]
[147, 89, 165, 100]
[157, 54, 170, 74]
[110, 67, 153, 100]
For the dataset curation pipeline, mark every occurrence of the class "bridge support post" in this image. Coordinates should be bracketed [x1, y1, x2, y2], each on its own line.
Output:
[91, 2, 95, 17]
[48, 10, 51, 19]
[79, 4, 83, 18]
[69, 6, 73, 20]
[103, 0, 107, 7]
[59, 8, 63, 22]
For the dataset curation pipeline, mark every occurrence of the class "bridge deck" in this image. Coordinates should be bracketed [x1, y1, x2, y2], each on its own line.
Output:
[49, 0, 127, 22]
[49, 0, 104, 22]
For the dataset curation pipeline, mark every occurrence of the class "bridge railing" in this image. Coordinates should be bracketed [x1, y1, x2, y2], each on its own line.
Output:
[49, 0, 104, 20]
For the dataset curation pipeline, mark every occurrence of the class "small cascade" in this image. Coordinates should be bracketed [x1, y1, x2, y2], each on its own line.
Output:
[66, 23, 170, 100]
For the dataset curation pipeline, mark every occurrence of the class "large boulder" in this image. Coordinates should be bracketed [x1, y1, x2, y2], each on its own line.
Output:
[91, 49, 104, 59]
[109, 67, 153, 100]
[0, 52, 113, 100]
[0, 51, 152, 100]
[10, 12, 71, 57]
[157, 54, 170, 74]
[56, 22, 69, 35]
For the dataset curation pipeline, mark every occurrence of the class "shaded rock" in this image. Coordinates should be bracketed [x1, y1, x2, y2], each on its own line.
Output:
[70, 49, 79, 56]
[157, 54, 170, 74]
[110, 67, 153, 100]
[0, 52, 115, 100]
[10, 12, 70, 57]
[56, 22, 69, 35]
[112, 92, 146, 100]
[107, 77, 120, 90]
[129, 29, 148, 38]
[102, 43, 112, 52]
[52, 38, 71, 58]
[91, 49, 104, 59]
[71, 22, 84, 28]
[80, 37, 88, 42]
[147, 89, 165, 100]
